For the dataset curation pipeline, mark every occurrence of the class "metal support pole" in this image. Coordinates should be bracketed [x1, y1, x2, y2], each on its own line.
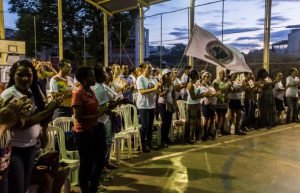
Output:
[84, 27, 86, 65]
[221, 0, 225, 42]
[263, 0, 272, 71]
[103, 13, 108, 67]
[0, 0, 6, 64]
[160, 13, 162, 69]
[58, 0, 63, 60]
[34, 15, 37, 58]
[189, 0, 195, 69]
[139, 4, 144, 64]
[119, 22, 122, 65]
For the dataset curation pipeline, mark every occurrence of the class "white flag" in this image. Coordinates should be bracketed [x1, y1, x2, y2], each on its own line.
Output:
[185, 24, 252, 73]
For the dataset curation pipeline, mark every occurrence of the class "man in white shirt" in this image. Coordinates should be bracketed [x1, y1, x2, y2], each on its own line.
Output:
[49, 60, 75, 117]
[285, 68, 299, 123]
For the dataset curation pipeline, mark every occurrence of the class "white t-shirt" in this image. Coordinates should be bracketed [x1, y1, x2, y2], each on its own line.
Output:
[1, 86, 42, 147]
[173, 78, 182, 100]
[285, 76, 299, 97]
[229, 81, 243, 100]
[180, 73, 189, 98]
[273, 81, 285, 100]
[200, 84, 217, 105]
[92, 83, 110, 123]
[158, 85, 173, 104]
[186, 84, 201, 105]
[49, 75, 75, 93]
[136, 75, 157, 109]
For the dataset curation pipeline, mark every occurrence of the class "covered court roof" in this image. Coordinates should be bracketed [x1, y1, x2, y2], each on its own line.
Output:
[84, 0, 169, 16]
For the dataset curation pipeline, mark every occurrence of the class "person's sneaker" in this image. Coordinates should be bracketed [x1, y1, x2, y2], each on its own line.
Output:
[106, 163, 119, 170]
[235, 130, 247, 135]
[97, 185, 107, 192]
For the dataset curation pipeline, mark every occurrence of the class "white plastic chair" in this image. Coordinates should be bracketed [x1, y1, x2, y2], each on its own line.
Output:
[111, 107, 132, 165]
[52, 117, 79, 185]
[173, 100, 187, 139]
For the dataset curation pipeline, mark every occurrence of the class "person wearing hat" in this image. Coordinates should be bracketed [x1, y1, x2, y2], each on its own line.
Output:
[158, 69, 175, 148]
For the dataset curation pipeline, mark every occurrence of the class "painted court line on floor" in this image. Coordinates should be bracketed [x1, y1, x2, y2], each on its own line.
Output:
[121, 125, 298, 167]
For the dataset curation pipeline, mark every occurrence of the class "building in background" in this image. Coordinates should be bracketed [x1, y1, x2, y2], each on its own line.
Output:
[287, 29, 300, 56]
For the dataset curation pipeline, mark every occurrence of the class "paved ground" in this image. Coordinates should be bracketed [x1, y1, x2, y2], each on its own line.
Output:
[74, 123, 300, 193]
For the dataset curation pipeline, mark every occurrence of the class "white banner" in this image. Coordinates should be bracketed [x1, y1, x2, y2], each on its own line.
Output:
[185, 24, 252, 73]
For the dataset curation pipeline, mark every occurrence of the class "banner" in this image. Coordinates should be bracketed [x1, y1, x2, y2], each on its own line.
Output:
[185, 24, 252, 73]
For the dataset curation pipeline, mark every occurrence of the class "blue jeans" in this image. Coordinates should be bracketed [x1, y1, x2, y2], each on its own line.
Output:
[8, 146, 37, 193]
[139, 109, 155, 149]
[104, 119, 113, 165]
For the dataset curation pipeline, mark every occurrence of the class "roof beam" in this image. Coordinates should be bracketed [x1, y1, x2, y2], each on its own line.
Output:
[137, 0, 149, 7]
[97, 0, 110, 5]
[84, 0, 113, 16]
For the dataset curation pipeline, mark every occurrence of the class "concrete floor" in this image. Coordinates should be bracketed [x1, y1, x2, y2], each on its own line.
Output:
[76, 123, 300, 193]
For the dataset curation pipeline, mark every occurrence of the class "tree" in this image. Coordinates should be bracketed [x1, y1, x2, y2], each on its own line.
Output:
[9, 0, 137, 65]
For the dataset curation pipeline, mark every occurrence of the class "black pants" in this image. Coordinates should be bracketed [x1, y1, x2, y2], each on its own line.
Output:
[139, 109, 155, 149]
[77, 124, 106, 193]
[8, 146, 37, 193]
[241, 99, 255, 129]
[286, 97, 298, 122]
[158, 104, 173, 145]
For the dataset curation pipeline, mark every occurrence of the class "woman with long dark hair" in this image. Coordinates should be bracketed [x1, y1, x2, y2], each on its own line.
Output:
[1, 60, 62, 193]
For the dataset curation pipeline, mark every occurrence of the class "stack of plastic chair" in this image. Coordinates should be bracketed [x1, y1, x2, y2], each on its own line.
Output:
[173, 100, 187, 140]
[120, 104, 142, 152]
[52, 117, 79, 185]
[46, 126, 73, 193]
[111, 107, 132, 165]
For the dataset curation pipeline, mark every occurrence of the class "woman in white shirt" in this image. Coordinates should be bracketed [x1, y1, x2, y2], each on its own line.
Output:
[1, 60, 62, 193]
[186, 70, 204, 143]
[273, 72, 285, 124]
[136, 63, 160, 152]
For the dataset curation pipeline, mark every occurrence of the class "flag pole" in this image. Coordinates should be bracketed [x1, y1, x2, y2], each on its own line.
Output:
[263, 0, 272, 71]
[189, 0, 195, 69]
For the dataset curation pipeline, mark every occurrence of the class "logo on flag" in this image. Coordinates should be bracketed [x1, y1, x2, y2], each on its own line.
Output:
[205, 40, 233, 68]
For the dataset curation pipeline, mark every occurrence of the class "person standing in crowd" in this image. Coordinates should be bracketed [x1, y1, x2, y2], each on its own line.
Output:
[186, 70, 203, 143]
[285, 68, 299, 123]
[158, 69, 175, 148]
[72, 66, 105, 193]
[273, 72, 286, 124]
[200, 72, 219, 140]
[181, 66, 191, 100]
[228, 73, 247, 135]
[241, 72, 256, 131]
[136, 63, 160, 153]
[256, 68, 277, 128]
[111, 64, 127, 98]
[0, 96, 31, 193]
[120, 64, 134, 103]
[1, 60, 62, 193]
[33, 59, 57, 97]
[213, 70, 231, 136]
[50, 60, 75, 117]
[172, 68, 185, 101]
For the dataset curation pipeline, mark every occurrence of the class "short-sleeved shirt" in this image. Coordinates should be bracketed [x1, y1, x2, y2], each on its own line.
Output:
[229, 81, 243, 100]
[92, 83, 110, 124]
[72, 86, 99, 132]
[136, 75, 157, 109]
[180, 73, 189, 97]
[50, 75, 75, 107]
[285, 76, 299, 97]
[273, 81, 285, 100]
[1, 86, 42, 147]
[120, 75, 134, 102]
[200, 84, 217, 105]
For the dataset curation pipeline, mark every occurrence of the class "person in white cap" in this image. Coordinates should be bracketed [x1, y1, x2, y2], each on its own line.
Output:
[158, 69, 175, 148]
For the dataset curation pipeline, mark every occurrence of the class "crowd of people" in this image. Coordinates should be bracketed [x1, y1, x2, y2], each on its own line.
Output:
[0, 59, 299, 193]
